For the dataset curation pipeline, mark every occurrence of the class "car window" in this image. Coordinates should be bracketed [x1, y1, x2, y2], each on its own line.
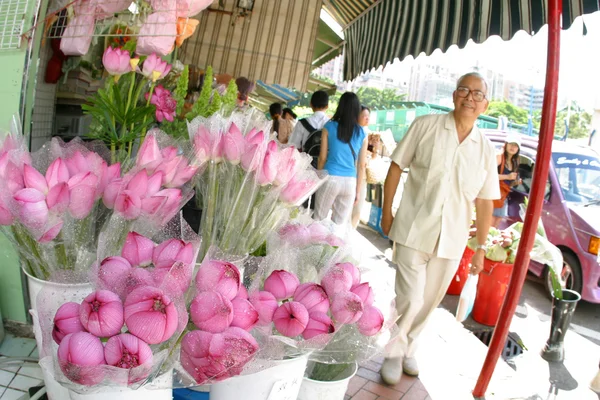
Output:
[552, 152, 600, 204]
[513, 154, 552, 199]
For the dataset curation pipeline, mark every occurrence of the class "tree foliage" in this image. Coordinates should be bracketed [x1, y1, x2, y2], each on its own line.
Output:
[485, 101, 529, 125]
[554, 103, 592, 139]
[355, 87, 406, 109]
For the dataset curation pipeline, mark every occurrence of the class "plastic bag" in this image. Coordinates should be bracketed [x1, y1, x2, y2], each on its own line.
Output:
[456, 274, 478, 322]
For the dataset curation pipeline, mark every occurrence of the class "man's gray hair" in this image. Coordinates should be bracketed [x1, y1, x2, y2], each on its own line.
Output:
[456, 72, 488, 93]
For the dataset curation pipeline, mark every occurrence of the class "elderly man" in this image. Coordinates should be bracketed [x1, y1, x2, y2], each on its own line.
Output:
[380, 72, 500, 385]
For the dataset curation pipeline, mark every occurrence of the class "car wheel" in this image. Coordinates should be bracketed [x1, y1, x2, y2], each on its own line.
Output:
[544, 251, 583, 299]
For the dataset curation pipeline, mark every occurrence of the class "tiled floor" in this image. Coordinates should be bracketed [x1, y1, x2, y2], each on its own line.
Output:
[346, 356, 431, 400]
[0, 334, 40, 400]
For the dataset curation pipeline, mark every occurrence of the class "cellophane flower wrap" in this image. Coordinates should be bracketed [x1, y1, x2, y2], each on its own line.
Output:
[0, 126, 120, 282]
[188, 109, 328, 259]
[35, 216, 201, 393]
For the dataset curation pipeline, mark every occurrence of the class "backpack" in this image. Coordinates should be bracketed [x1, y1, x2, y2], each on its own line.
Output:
[299, 119, 322, 169]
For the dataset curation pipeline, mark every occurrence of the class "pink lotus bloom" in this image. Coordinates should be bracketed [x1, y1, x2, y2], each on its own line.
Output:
[193, 126, 224, 163]
[278, 224, 311, 246]
[67, 172, 98, 219]
[46, 182, 70, 213]
[80, 290, 124, 338]
[230, 298, 258, 331]
[274, 146, 297, 186]
[330, 291, 364, 324]
[14, 188, 48, 229]
[98, 256, 132, 293]
[52, 302, 85, 345]
[302, 311, 335, 340]
[190, 291, 233, 333]
[179, 330, 213, 384]
[248, 291, 278, 326]
[156, 156, 197, 188]
[357, 305, 384, 336]
[161, 146, 178, 161]
[0, 203, 13, 225]
[115, 190, 142, 220]
[121, 232, 155, 267]
[64, 151, 87, 177]
[351, 283, 374, 307]
[280, 175, 316, 205]
[256, 140, 278, 186]
[23, 164, 48, 194]
[307, 223, 329, 243]
[58, 332, 106, 386]
[222, 123, 245, 164]
[143, 188, 182, 221]
[236, 284, 249, 300]
[136, 135, 162, 169]
[39, 219, 64, 243]
[264, 270, 299, 301]
[153, 261, 193, 296]
[2, 160, 24, 195]
[195, 260, 240, 300]
[126, 170, 149, 194]
[325, 234, 345, 247]
[320, 265, 353, 298]
[339, 262, 361, 288]
[146, 85, 176, 122]
[273, 301, 309, 338]
[240, 132, 266, 172]
[208, 327, 259, 374]
[293, 283, 330, 314]
[153, 238, 195, 269]
[102, 47, 131, 77]
[104, 333, 153, 383]
[124, 286, 178, 344]
[103, 178, 123, 209]
[100, 163, 121, 195]
[146, 171, 164, 196]
[141, 53, 171, 81]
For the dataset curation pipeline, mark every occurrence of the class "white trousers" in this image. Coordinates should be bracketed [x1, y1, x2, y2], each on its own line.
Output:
[314, 176, 356, 225]
[386, 243, 460, 359]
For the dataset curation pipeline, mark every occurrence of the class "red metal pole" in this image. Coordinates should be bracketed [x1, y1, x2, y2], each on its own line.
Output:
[472, 0, 561, 397]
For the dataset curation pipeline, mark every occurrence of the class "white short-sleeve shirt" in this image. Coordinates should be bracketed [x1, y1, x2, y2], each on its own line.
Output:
[389, 112, 500, 260]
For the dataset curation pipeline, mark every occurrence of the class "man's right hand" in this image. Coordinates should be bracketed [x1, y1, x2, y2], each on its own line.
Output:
[381, 212, 394, 236]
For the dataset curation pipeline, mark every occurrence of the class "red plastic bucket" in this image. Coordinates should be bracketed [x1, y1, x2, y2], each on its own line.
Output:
[447, 247, 475, 295]
[472, 258, 514, 326]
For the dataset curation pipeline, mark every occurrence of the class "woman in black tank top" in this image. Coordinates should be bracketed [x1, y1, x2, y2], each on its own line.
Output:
[492, 134, 521, 227]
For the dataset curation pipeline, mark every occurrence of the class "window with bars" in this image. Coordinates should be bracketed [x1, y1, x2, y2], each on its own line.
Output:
[0, 0, 29, 50]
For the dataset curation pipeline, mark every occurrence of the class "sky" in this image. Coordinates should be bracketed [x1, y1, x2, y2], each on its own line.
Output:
[378, 11, 600, 112]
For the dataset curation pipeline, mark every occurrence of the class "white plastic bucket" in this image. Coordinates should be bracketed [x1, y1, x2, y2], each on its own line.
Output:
[23, 268, 93, 315]
[210, 354, 309, 400]
[297, 362, 358, 400]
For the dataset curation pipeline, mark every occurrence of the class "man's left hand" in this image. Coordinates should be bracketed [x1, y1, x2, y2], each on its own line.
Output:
[470, 250, 485, 275]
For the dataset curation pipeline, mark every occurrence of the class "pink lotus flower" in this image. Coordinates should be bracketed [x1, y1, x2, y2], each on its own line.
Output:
[274, 146, 297, 186]
[124, 286, 178, 344]
[280, 175, 317, 205]
[307, 223, 329, 243]
[325, 234, 345, 247]
[351, 283, 374, 306]
[293, 283, 330, 313]
[98, 256, 132, 292]
[273, 301, 309, 337]
[115, 190, 142, 220]
[102, 47, 131, 77]
[14, 188, 48, 229]
[146, 171, 164, 195]
[126, 170, 150, 194]
[302, 311, 335, 340]
[142, 188, 183, 222]
[121, 232, 155, 267]
[2, 160, 24, 195]
[103, 178, 123, 209]
[230, 298, 258, 331]
[161, 146, 178, 160]
[67, 172, 98, 219]
[278, 224, 311, 246]
[240, 131, 265, 172]
[104, 333, 153, 383]
[330, 291, 364, 324]
[39, 219, 64, 243]
[248, 291, 278, 326]
[256, 140, 278, 186]
[236, 284, 249, 300]
[153, 238, 195, 269]
[141, 53, 171, 82]
[195, 260, 240, 300]
[23, 164, 48, 194]
[100, 163, 121, 194]
[52, 302, 85, 344]
[46, 182, 70, 213]
[153, 261, 193, 296]
[190, 291, 233, 333]
[180, 330, 213, 384]
[208, 327, 259, 374]
[320, 265, 353, 298]
[339, 262, 361, 288]
[147, 85, 176, 122]
[193, 126, 224, 163]
[58, 332, 106, 385]
[63, 151, 87, 177]
[222, 123, 245, 164]
[264, 270, 299, 301]
[46, 159, 70, 188]
[136, 135, 162, 169]
[357, 305, 384, 336]
[0, 203, 13, 225]
[80, 290, 124, 337]
[156, 156, 197, 188]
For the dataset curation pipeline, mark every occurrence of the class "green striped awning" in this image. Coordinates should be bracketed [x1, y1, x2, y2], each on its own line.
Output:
[343, 0, 600, 81]
[323, 0, 380, 27]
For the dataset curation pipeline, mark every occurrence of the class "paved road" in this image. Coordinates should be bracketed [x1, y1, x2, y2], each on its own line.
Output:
[357, 224, 600, 346]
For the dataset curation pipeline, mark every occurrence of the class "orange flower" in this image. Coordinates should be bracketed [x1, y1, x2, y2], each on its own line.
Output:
[176, 18, 199, 47]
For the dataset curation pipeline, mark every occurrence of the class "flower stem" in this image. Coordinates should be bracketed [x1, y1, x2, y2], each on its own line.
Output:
[139, 82, 157, 146]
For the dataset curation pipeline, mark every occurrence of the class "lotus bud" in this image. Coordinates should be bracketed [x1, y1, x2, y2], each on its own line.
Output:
[39, 219, 64, 243]
[278, 224, 311, 247]
[46, 182, 70, 213]
[136, 134, 162, 168]
[230, 298, 258, 331]
[115, 190, 142, 220]
[104, 333, 153, 383]
[23, 164, 48, 194]
[121, 232, 155, 267]
[236, 284, 249, 300]
[339, 262, 361, 288]
[195, 260, 240, 300]
[53, 302, 86, 344]
[302, 311, 335, 340]
[97, 256, 132, 294]
[320, 265, 353, 298]
[248, 290, 278, 326]
[273, 301, 309, 338]
[45, 158, 70, 188]
[14, 188, 48, 229]
[357, 305, 384, 336]
[57, 332, 106, 385]
[103, 178, 123, 209]
[153, 238, 195, 269]
[124, 286, 178, 344]
[307, 222, 329, 243]
[293, 283, 330, 313]
[190, 291, 233, 333]
[350, 283, 374, 307]
[180, 330, 213, 384]
[80, 290, 124, 337]
[153, 261, 193, 296]
[264, 270, 299, 300]
[330, 291, 364, 324]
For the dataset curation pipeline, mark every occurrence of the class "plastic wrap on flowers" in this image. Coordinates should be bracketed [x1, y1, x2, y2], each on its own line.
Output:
[188, 111, 328, 259]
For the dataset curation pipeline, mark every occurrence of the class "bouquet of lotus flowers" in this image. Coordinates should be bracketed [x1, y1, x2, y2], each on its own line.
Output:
[189, 111, 328, 259]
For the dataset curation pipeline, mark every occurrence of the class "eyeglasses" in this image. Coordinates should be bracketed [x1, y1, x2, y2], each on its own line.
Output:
[456, 86, 486, 102]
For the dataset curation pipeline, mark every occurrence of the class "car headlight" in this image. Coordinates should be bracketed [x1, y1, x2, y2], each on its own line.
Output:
[589, 236, 600, 256]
